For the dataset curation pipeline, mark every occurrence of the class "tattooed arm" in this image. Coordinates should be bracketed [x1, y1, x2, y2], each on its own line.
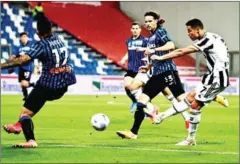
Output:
[1, 54, 31, 69]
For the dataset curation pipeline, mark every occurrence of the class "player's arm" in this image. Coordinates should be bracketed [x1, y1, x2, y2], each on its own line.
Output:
[1, 54, 31, 69]
[151, 45, 199, 61]
[120, 52, 128, 65]
[144, 41, 175, 55]
[154, 41, 175, 52]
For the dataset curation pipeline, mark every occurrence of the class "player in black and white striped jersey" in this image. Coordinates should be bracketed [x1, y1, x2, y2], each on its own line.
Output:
[150, 18, 230, 146]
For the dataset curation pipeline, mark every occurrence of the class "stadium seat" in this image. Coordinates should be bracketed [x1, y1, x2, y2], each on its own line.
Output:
[1, 3, 123, 75]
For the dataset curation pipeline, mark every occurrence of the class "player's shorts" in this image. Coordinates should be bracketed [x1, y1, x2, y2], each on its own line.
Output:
[134, 71, 151, 84]
[24, 83, 68, 114]
[18, 67, 32, 82]
[195, 82, 227, 104]
[124, 70, 138, 78]
[162, 71, 185, 98]
[143, 71, 185, 100]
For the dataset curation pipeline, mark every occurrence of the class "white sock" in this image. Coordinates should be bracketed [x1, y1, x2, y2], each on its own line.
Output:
[187, 109, 201, 141]
[167, 95, 190, 121]
[162, 99, 191, 120]
[167, 94, 175, 103]
[130, 88, 142, 101]
[146, 102, 155, 113]
[181, 111, 190, 121]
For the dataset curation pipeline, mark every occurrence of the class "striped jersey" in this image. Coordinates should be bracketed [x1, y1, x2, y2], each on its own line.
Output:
[15, 41, 34, 72]
[126, 35, 148, 72]
[27, 34, 76, 89]
[148, 26, 177, 75]
[193, 32, 229, 87]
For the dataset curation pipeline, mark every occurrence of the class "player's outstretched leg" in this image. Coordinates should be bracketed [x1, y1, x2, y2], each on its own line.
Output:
[3, 122, 22, 134]
[117, 102, 146, 139]
[12, 108, 38, 148]
[176, 109, 201, 146]
[214, 95, 229, 107]
[162, 88, 190, 131]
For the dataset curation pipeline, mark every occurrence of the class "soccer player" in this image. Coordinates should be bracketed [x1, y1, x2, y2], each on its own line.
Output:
[15, 32, 35, 101]
[120, 22, 148, 112]
[151, 18, 230, 145]
[117, 11, 189, 139]
[1, 16, 76, 148]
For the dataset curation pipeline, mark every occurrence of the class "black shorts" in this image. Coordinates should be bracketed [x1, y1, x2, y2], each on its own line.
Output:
[24, 84, 68, 114]
[18, 68, 32, 82]
[143, 71, 185, 100]
[124, 70, 138, 78]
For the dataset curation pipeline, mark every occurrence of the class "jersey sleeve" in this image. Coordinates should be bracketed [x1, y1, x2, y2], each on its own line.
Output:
[27, 42, 44, 59]
[156, 28, 172, 45]
[142, 38, 148, 47]
[193, 36, 214, 51]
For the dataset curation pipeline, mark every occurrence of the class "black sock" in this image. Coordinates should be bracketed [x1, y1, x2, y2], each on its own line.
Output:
[22, 87, 28, 99]
[131, 103, 146, 135]
[125, 88, 136, 103]
[29, 83, 35, 87]
[19, 116, 35, 141]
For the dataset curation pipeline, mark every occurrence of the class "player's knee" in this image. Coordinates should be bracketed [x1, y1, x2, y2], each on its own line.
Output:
[124, 84, 131, 90]
[21, 81, 29, 88]
[129, 84, 140, 91]
[190, 100, 202, 110]
[186, 91, 196, 103]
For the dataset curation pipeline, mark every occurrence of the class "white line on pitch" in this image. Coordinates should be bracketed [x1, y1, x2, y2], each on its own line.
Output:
[46, 144, 239, 155]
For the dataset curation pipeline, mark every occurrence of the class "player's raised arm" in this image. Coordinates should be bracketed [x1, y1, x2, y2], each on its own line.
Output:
[151, 45, 199, 61]
[1, 54, 31, 69]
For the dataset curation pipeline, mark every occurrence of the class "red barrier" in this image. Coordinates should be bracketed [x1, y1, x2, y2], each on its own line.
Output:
[28, 2, 196, 69]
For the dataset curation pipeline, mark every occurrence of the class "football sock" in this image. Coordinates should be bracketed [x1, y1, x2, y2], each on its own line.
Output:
[130, 88, 142, 101]
[131, 102, 146, 135]
[166, 94, 190, 121]
[187, 109, 201, 141]
[161, 98, 191, 120]
[19, 116, 35, 141]
[125, 88, 136, 103]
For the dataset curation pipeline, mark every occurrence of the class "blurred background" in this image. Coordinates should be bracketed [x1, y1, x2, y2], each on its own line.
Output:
[0, 1, 239, 95]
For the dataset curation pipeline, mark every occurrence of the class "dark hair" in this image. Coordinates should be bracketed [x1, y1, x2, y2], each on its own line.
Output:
[144, 11, 159, 20]
[132, 21, 141, 27]
[186, 18, 204, 29]
[144, 11, 165, 26]
[37, 16, 52, 36]
[19, 32, 28, 37]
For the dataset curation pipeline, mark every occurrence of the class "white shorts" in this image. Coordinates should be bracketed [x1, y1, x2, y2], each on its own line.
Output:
[195, 82, 226, 103]
[134, 72, 151, 84]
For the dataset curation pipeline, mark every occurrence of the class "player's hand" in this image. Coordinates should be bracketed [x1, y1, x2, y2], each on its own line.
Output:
[120, 59, 126, 65]
[144, 48, 155, 56]
[150, 55, 162, 61]
[136, 47, 146, 52]
[139, 65, 150, 73]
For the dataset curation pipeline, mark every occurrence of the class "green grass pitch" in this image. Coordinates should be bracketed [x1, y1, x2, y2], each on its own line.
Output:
[1, 95, 239, 163]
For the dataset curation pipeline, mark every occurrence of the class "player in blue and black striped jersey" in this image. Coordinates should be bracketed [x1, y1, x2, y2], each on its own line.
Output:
[14, 32, 36, 101]
[1, 16, 76, 148]
[117, 11, 189, 139]
[120, 22, 148, 112]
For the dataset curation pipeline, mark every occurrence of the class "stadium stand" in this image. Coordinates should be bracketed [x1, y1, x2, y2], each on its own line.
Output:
[1, 2, 199, 76]
[1, 2, 124, 75]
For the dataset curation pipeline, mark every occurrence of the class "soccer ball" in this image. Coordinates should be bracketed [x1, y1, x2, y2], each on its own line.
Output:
[91, 113, 110, 131]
